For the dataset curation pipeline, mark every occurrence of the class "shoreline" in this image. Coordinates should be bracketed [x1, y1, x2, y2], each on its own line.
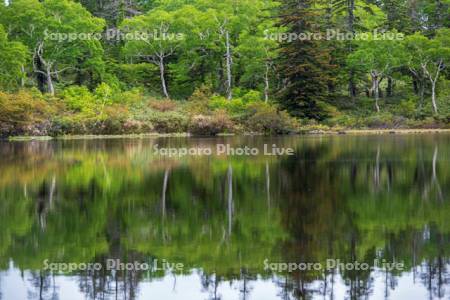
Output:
[4, 129, 450, 141]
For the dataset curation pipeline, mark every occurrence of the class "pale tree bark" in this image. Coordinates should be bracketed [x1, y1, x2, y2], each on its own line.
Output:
[264, 60, 271, 103]
[33, 42, 71, 96]
[20, 65, 25, 87]
[46, 65, 55, 96]
[133, 22, 176, 99]
[422, 60, 444, 115]
[217, 18, 233, 100]
[159, 56, 169, 98]
[370, 71, 381, 112]
[225, 30, 233, 100]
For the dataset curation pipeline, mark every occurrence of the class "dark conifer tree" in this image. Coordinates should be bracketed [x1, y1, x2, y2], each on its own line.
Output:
[277, 0, 335, 120]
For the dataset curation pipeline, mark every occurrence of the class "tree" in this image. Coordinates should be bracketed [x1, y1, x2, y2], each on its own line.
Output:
[422, 29, 449, 115]
[0, 25, 28, 89]
[277, 0, 335, 120]
[236, 1, 280, 102]
[332, 0, 378, 97]
[348, 34, 406, 112]
[121, 9, 183, 98]
[0, 0, 105, 95]
[405, 29, 450, 114]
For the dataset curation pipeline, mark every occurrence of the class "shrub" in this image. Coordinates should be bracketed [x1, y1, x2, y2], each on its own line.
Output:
[189, 110, 235, 135]
[94, 83, 114, 107]
[0, 91, 52, 137]
[123, 119, 154, 134]
[299, 119, 332, 133]
[186, 85, 213, 115]
[61, 86, 96, 113]
[241, 90, 261, 103]
[209, 96, 247, 115]
[188, 85, 213, 103]
[148, 99, 178, 112]
[245, 103, 298, 134]
[148, 111, 189, 133]
[99, 105, 130, 134]
[114, 88, 144, 105]
[395, 98, 417, 118]
[364, 113, 407, 129]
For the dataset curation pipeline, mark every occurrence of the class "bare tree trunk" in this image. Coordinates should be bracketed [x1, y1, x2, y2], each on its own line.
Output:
[431, 80, 438, 115]
[371, 72, 380, 112]
[264, 61, 270, 103]
[159, 57, 169, 98]
[46, 66, 54, 96]
[225, 30, 233, 100]
[423, 60, 442, 115]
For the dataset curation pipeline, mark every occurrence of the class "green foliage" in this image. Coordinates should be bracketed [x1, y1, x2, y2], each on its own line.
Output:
[276, 0, 335, 120]
[0, 90, 52, 136]
[245, 102, 298, 134]
[0, 25, 28, 90]
[148, 111, 189, 133]
[395, 98, 417, 118]
[209, 96, 247, 115]
[241, 90, 262, 103]
[61, 86, 96, 113]
[0, 0, 449, 134]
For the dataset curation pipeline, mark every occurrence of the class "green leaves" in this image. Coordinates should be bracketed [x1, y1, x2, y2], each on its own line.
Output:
[0, 25, 28, 90]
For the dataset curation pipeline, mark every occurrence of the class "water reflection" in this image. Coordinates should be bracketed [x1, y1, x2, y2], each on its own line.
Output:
[0, 135, 449, 300]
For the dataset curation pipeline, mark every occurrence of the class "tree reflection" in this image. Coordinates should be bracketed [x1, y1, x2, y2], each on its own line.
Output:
[0, 135, 448, 299]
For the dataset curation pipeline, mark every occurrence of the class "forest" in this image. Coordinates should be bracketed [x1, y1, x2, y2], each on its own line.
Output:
[0, 0, 449, 137]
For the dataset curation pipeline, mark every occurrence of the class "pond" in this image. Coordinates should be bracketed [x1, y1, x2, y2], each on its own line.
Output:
[0, 134, 449, 300]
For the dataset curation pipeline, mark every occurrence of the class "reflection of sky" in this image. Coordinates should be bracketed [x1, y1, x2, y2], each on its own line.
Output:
[1, 263, 442, 300]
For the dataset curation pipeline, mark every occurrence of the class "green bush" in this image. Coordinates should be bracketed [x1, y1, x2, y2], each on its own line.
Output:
[241, 90, 262, 103]
[395, 98, 417, 118]
[186, 86, 213, 115]
[0, 90, 53, 136]
[61, 86, 96, 113]
[245, 103, 298, 134]
[364, 113, 407, 129]
[113, 88, 144, 105]
[148, 111, 189, 133]
[209, 96, 247, 115]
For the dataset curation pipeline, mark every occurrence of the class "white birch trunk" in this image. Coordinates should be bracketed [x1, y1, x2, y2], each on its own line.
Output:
[225, 30, 232, 100]
[159, 57, 169, 98]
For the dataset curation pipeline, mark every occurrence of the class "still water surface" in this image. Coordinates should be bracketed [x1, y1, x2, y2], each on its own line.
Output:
[0, 135, 449, 300]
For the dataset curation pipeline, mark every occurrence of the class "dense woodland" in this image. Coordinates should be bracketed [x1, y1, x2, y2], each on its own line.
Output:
[0, 0, 449, 136]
